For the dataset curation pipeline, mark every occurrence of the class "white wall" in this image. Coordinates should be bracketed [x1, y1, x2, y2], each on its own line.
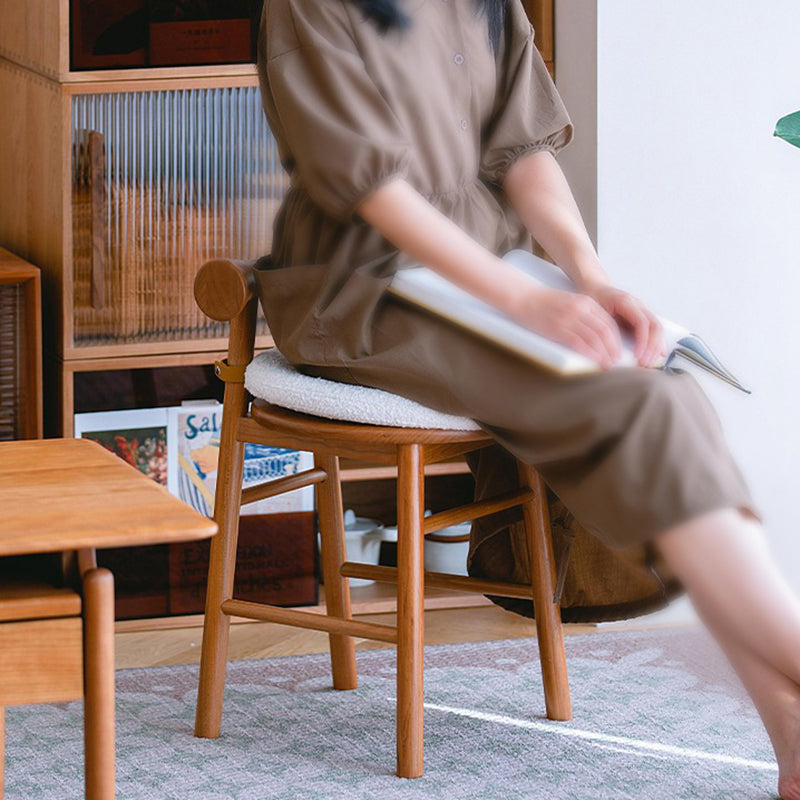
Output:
[556, 0, 800, 593]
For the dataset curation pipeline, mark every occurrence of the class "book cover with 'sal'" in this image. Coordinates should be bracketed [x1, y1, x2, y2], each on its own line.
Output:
[388, 249, 750, 394]
[166, 403, 315, 517]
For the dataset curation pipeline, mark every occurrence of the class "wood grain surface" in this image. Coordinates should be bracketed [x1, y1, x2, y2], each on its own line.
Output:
[0, 438, 217, 555]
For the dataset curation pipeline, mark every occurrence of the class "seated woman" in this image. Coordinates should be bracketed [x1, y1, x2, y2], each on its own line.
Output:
[255, 1, 800, 796]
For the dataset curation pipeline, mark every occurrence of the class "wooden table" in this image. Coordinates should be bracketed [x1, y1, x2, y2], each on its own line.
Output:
[0, 438, 218, 799]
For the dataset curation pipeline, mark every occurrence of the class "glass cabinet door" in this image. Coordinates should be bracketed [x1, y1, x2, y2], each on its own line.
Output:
[71, 85, 284, 346]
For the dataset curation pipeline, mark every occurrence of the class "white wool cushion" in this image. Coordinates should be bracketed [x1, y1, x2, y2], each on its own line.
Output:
[244, 349, 481, 431]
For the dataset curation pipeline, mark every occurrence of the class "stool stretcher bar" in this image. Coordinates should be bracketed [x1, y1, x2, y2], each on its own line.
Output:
[240, 468, 328, 506]
[422, 487, 534, 533]
[339, 563, 538, 600]
[220, 599, 399, 644]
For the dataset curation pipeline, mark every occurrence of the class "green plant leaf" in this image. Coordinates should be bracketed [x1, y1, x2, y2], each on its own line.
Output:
[775, 110, 800, 148]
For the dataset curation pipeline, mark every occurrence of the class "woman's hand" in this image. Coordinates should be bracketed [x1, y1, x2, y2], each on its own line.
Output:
[507, 284, 624, 369]
[579, 281, 667, 368]
[503, 152, 667, 368]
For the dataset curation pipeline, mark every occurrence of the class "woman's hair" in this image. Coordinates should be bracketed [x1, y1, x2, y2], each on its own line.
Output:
[347, 0, 508, 52]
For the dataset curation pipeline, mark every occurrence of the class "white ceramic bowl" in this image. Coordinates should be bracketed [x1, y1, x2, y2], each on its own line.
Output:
[381, 512, 471, 577]
[423, 522, 471, 576]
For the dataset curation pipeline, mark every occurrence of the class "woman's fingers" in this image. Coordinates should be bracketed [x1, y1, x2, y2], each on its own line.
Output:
[513, 286, 625, 369]
[613, 295, 651, 360]
[581, 303, 623, 367]
[568, 318, 617, 368]
[622, 303, 665, 367]
[643, 316, 667, 366]
[597, 290, 666, 368]
[563, 295, 622, 368]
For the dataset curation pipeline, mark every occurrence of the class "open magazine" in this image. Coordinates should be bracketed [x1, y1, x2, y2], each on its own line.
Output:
[388, 249, 750, 394]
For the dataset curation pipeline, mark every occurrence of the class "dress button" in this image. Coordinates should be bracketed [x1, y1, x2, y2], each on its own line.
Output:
[460, 119, 469, 131]
[453, 53, 465, 65]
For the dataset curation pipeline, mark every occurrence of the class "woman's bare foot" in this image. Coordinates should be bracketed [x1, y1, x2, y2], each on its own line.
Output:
[774, 711, 800, 799]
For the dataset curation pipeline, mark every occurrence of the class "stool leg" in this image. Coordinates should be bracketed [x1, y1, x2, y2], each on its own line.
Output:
[83, 568, 116, 800]
[315, 454, 357, 690]
[195, 436, 246, 739]
[518, 461, 572, 721]
[396, 443, 425, 778]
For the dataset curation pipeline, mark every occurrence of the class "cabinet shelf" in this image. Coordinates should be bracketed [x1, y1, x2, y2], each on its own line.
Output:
[63, 64, 258, 88]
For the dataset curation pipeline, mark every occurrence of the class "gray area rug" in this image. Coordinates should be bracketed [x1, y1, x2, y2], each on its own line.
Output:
[5, 627, 779, 800]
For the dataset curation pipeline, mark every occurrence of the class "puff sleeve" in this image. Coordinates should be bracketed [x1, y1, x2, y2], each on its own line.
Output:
[258, 0, 413, 223]
[479, 1, 574, 188]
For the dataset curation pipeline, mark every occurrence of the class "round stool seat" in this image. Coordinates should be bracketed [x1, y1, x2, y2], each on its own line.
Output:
[245, 349, 482, 432]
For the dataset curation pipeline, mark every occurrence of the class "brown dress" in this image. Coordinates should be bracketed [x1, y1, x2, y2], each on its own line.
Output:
[254, 0, 763, 620]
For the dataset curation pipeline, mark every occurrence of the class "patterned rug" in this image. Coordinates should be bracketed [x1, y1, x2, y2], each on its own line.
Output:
[4, 627, 779, 800]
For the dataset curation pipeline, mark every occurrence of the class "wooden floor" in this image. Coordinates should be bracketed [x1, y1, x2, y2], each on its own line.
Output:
[116, 603, 597, 670]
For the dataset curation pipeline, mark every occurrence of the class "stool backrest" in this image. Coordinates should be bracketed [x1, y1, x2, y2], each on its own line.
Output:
[195, 258, 260, 370]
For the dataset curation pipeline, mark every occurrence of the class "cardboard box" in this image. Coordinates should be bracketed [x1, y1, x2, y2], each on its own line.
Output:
[168, 511, 318, 615]
[97, 544, 170, 620]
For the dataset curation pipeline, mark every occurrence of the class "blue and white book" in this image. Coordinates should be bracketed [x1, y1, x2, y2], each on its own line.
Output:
[388, 249, 750, 393]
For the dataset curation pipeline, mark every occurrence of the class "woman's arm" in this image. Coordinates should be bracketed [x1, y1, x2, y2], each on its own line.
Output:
[503, 150, 665, 366]
[354, 177, 625, 369]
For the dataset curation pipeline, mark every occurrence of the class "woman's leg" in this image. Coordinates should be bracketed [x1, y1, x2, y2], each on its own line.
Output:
[654, 508, 800, 685]
[693, 598, 800, 799]
[654, 507, 800, 798]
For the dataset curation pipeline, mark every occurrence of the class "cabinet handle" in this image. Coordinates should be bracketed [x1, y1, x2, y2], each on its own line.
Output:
[89, 131, 106, 310]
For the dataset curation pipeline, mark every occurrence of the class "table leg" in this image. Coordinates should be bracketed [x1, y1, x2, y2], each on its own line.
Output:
[83, 568, 115, 800]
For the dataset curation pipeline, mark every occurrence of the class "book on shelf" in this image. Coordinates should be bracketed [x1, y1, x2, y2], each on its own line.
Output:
[388, 249, 750, 394]
[148, 0, 257, 66]
[166, 400, 315, 517]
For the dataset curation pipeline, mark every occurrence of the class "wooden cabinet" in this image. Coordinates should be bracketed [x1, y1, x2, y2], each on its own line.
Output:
[0, 2, 279, 435]
[0, 0, 554, 622]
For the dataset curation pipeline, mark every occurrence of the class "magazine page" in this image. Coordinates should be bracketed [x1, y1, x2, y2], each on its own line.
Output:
[74, 407, 169, 486]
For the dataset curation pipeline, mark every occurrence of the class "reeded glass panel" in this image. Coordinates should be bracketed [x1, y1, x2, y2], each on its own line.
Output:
[0, 283, 22, 440]
[71, 86, 284, 346]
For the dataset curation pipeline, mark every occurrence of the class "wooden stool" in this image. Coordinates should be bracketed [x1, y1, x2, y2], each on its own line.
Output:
[0, 438, 217, 799]
[193, 259, 572, 778]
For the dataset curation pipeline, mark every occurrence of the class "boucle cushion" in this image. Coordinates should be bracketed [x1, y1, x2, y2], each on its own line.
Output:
[244, 349, 481, 431]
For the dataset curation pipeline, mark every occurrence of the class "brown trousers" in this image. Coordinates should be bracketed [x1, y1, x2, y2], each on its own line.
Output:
[300, 295, 762, 621]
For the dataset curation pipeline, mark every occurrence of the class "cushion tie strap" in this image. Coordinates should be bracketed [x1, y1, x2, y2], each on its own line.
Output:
[215, 359, 246, 384]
